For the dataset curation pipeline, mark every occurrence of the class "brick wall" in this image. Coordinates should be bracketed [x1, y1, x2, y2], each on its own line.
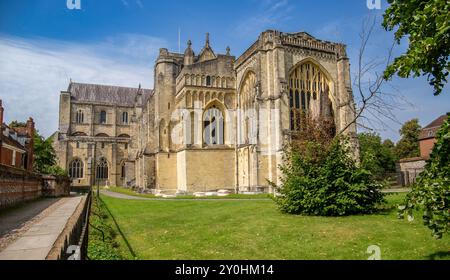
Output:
[0, 164, 43, 210]
[419, 138, 436, 160]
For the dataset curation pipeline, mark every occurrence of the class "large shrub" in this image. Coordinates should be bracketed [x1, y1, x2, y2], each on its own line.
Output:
[274, 116, 385, 216]
[399, 116, 450, 239]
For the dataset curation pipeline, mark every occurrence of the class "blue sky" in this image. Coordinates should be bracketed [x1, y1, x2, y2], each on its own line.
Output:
[0, 0, 448, 140]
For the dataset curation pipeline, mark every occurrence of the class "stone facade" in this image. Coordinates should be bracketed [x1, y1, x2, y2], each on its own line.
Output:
[53, 30, 357, 194]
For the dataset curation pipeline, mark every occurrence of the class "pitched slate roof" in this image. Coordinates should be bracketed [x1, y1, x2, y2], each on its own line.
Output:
[419, 114, 449, 140]
[68, 82, 153, 107]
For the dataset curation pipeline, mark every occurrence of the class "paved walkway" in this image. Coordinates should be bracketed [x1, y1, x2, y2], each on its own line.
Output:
[382, 188, 411, 193]
[0, 196, 83, 260]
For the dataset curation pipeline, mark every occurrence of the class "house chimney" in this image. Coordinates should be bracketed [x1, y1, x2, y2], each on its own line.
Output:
[0, 99, 4, 128]
[26, 117, 35, 171]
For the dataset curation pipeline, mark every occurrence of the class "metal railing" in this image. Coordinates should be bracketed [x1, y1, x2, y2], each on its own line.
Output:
[63, 190, 92, 260]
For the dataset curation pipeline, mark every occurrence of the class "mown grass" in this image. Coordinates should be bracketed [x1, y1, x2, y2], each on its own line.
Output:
[100, 193, 450, 260]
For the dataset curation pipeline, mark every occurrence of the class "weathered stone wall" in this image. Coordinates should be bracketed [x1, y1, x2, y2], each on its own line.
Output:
[0, 164, 43, 209]
[42, 175, 71, 197]
[397, 158, 426, 186]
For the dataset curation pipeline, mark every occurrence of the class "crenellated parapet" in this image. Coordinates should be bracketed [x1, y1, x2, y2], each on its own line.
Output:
[236, 30, 348, 68]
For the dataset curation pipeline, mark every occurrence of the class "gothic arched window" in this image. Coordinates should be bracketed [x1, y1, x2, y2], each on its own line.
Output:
[69, 159, 84, 179]
[289, 61, 331, 131]
[206, 76, 211, 86]
[239, 71, 257, 145]
[203, 106, 224, 145]
[96, 158, 108, 180]
[100, 110, 107, 124]
[76, 110, 84, 124]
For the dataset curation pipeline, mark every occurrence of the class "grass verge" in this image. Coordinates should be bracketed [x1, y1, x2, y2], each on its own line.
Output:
[87, 194, 135, 260]
[100, 193, 450, 260]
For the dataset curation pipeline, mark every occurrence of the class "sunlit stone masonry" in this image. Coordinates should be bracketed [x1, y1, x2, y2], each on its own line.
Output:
[52, 30, 358, 195]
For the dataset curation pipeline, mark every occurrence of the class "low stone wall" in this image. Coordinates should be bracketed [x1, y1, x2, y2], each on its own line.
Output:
[0, 164, 43, 210]
[42, 175, 71, 197]
[396, 157, 426, 187]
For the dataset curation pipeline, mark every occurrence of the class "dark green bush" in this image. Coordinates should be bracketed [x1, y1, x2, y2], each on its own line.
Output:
[399, 116, 450, 239]
[274, 137, 385, 216]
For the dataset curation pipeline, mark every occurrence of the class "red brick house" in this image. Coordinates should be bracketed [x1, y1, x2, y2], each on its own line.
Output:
[397, 113, 449, 186]
[418, 114, 448, 160]
[0, 100, 35, 171]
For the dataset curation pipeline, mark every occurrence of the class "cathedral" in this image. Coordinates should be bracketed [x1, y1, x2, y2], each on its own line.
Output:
[52, 30, 357, 194]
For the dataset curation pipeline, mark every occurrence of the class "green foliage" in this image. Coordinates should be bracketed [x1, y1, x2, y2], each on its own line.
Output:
[383, 0, 450, 95]
[358, 133, 397, 177]
[88, 195, 126, 260]
[399, 116, 450, 239]
[395, 119, 421, 159]
[9, 121, 26, 128]
[274, 137, 385, 216]
[33, 132, 67, 176]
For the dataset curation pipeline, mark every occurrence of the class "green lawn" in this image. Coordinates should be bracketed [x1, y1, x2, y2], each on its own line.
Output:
[100, 193, 450, 260]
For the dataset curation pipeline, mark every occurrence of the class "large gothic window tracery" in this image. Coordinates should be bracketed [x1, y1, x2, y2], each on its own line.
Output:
[69, 159, 83, 179]
[289, 61, 332, 131]
[96, 158, 109, 180]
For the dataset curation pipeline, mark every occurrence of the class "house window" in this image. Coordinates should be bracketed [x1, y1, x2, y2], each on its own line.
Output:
[122, 112, 129, 124]
[12, 150, 16, 166]
[100, 110, 107, 124]
[203, 106, 224, 145]
[96, 158, 108, 180]
[76, 110, 84, 124]
[69, 159, 84, 179]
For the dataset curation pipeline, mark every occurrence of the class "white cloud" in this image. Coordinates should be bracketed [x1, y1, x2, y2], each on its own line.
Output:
[234, 0, 293, 38]
[136, 0, 143, 9]
[0, 34, 166, 137]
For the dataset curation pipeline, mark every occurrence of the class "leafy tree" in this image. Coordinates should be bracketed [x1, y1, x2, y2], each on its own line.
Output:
[395, 119, 421, 159]
[399, 116, 450, 239]
[34, 132, 67, 176]
[383, 0, 450, 95]
[273, 116, 385, 216]
[358, 133, 397, 177]
[9, 121, 27, 128]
